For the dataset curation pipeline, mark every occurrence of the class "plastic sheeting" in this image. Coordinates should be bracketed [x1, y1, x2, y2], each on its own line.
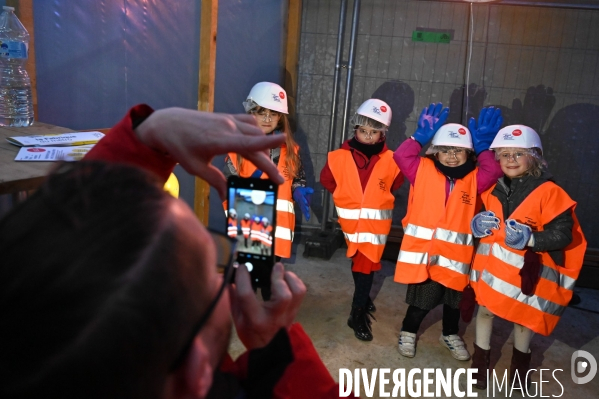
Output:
[32, 0, 287, 226]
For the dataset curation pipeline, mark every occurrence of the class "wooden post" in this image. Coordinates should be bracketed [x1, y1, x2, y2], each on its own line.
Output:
[6, 0, 37, 120]
[283, 0, 302, 129]
[194, 0, 219, 225]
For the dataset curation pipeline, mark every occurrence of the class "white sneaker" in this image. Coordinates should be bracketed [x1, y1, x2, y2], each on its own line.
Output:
[439, 334, 471, 361]
[398, 331, 417, 358]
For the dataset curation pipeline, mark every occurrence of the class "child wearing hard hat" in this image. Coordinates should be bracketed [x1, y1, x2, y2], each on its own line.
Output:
[240, 213, 252, 248]
[393, 104, 503, 361]
[468, 125, 586, 390]
[224, 82, 313, 261]
[250, 216, 263, 252]
[227, 208, 238, 238]
[320, 98, 404, 341]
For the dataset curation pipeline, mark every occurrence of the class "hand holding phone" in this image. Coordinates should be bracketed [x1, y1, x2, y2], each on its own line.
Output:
[230, 262, 306, 350]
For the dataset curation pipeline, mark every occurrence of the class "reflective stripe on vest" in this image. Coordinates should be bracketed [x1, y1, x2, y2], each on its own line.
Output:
[395, 158, 478, 290]
[343, 232, 388, 245]
[277, 199, 294, 214]
[328, 149, 399, 263]
[335, 207, 393, 221]
[275, 226, 293, 241]
[481, 269, 565, 316]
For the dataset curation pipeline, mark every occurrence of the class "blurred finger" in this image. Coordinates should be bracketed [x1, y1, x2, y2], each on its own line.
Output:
[269, 263, 292, 306]
[433, 102, 443, 117]
[427, 103, 435, 116]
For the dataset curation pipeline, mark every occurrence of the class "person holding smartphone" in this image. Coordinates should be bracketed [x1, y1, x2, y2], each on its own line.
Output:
[224, 82, 314, 260]
[0, 104, 359, 399]
[320, 98, 404, 341]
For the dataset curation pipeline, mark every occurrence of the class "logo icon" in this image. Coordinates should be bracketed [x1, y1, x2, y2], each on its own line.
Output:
[512, 129, 522, 136]
[448, 131, 459, 139]
[571, 350, 597, 384]
[27, 148, 45, 152]
[458, 128, 466, 135]
[271, 94, 281, 103]
[380, 105, 387, 113]
[371, 106, 382, 115]
[279, 91, 285, 99]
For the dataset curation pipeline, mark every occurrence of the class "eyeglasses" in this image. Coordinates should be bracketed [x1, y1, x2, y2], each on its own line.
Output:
[497, 151, 527, 162]
[169, 229, 237, 371]
[253, 108, 281, 123]
[438, 148, 466, 158]
[355, 127, 383, 139]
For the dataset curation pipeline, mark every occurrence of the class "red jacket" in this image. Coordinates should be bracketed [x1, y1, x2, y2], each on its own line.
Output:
[85, 105, 358, 398]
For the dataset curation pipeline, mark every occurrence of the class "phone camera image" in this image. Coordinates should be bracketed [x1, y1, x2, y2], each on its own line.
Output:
[228, 187, 275, 256]
[226, 176, 277, 289]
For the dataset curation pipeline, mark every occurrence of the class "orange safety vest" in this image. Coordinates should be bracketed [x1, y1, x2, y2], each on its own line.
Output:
[250, 221, 263, 242]
[470, 182, 586, 336]
[227, 216, 238, 238]
[394, 158, 479, 291]
[227, 146, 296, 258]
[261, 224, 273, 248]
[240, 218, 251, 238]
[328, 149, 400, 263]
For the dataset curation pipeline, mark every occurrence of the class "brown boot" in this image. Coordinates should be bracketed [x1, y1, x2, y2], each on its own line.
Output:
[471, 343, 491, 390]
[510, 347, 532, 391]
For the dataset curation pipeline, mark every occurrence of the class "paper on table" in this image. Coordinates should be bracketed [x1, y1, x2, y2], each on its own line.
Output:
[14, 145, 94, 162]
[7, 131, 105, 147]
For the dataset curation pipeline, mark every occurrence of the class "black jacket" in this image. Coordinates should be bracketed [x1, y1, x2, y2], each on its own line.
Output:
[487, 171, 573, 265]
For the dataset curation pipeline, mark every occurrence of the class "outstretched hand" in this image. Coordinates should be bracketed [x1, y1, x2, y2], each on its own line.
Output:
[230, 262, 306, 350]
[412, 103, 450, 146]
[468, 106, 503, 154]
[135, 108, 286, 200]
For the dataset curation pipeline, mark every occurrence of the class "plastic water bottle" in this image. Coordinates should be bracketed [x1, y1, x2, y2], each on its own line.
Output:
[0, 6, 33, 127]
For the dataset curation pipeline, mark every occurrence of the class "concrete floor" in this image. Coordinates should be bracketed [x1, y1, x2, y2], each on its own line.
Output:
[230, 240, 599, 398]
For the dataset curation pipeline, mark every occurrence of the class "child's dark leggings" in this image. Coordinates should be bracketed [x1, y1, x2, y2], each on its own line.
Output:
[351, 271, 374, 308]
[402, 304, 461, 336]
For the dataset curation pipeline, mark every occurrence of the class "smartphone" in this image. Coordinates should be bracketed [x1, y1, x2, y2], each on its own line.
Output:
[226, 175, 277, 290]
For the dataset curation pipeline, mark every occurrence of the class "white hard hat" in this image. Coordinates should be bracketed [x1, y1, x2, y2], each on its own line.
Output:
[244, 82, 288, 114]
[490, 125, 543, 154]
[254, 216, 261, 222]
[229, 209, 237, 217]
[244, 213, 250, 219]
[355, 99, 392, 127]
[261, 217, 269, 224]
[429, 123, 473, 150]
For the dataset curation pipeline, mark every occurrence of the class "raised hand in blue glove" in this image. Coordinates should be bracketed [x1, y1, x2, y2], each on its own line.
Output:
[411, 103, 450, 146]
[293, 187, 314, 221]
[468, 106, 503, 155]
[504, 219, 532, 250]
[471, 211, 500, 238]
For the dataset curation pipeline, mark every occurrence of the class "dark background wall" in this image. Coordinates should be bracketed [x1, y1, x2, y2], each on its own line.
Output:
[30, 0, 287, 233]
[296, 0, 599, 247]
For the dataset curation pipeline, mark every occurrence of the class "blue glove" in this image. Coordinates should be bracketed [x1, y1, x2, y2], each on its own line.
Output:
[504, 219, 532, 250]
[293, 187, 314, 221]
[468, 106, 503, 155]
[471, 211, 500, 238]
[250, 169, 263, 178]
[411, 103, 450, 146]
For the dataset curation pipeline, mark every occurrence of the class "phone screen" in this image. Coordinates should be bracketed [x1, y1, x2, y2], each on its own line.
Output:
[227, 176, 277, 289]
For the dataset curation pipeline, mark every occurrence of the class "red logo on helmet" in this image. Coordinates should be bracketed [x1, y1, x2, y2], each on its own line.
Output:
[279, 92, 285, 99]
[27, 148, 45, 152]
[512, 129, 522, 136]
[380, 105, 387, 113]
[458, 128, 466, 135]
